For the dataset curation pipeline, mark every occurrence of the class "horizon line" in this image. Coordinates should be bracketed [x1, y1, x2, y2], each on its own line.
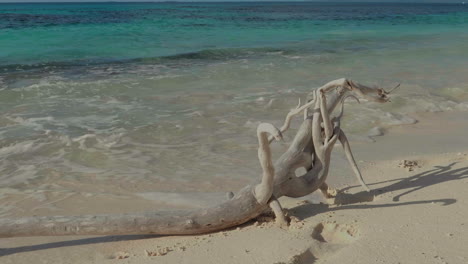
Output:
[0, 1, 463, 3]
[0, 0, 465, 4]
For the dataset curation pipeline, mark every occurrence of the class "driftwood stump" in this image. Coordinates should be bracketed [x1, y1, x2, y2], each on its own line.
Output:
[0, 78, 392, 237]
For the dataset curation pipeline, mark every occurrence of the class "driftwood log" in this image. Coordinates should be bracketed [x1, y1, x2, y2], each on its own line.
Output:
[0, 78, 392, 237]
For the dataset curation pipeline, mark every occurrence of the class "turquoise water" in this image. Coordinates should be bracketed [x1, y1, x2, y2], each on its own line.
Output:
[1, 2, 467, 67]
[1, 2, 468, 208]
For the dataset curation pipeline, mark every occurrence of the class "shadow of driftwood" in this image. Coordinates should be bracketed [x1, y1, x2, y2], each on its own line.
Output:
[386, 162, 467, 202]
[1, 163, 465, 257]
[292, 162, 465, 220]
[331, 190, 376, 206]
[342, 162, 468, 202]
[292, 198, 456, 221]
[0, 234, 158, 257]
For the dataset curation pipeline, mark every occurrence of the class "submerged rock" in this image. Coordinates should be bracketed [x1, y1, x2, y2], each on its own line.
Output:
[367, 126, 385, 137]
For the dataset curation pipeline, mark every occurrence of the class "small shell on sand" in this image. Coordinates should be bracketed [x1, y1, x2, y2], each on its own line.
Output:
[145, 247, 172, 257]
[113, 252, 130, 259]
[398, 160, 421, 171]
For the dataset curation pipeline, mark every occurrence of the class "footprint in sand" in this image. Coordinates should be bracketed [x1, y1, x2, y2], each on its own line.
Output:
[311, 222, 359, 244]
[275, 223, 359, 264]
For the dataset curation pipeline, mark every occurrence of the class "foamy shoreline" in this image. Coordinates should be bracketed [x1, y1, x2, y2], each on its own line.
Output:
[1, 110, 468, 263]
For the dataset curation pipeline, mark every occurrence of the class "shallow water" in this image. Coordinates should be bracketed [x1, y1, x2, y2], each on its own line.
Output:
[1, 2, 468, 213]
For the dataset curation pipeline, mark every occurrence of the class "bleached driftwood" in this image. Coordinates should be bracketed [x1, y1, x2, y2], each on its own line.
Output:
[0, 78, 391, 237]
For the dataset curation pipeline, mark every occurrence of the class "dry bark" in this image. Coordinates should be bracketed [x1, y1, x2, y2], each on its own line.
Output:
[0, 78, 391, 237]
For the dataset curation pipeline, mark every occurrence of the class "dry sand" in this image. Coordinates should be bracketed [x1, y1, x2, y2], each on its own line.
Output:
[1, 111, 468, 264]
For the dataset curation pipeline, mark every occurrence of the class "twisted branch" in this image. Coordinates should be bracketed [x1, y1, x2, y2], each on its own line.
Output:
[0, 79, 390, 237]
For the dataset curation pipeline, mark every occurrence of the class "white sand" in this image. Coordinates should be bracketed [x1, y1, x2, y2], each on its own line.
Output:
[1, 111, 468, 264]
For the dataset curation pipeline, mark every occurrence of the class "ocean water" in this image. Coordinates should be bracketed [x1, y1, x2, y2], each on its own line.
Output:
[1, 2, 468, 213]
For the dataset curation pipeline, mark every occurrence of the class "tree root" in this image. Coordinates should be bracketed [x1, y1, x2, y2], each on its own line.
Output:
[0, 79, 390, 237]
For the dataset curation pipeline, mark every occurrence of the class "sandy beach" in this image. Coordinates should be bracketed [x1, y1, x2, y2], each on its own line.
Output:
[1, 110, 467, 264]
[1, 2, 468, 264]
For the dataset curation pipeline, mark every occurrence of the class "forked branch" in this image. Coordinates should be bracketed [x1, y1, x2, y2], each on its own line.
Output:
[0, 78, 390, 237]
